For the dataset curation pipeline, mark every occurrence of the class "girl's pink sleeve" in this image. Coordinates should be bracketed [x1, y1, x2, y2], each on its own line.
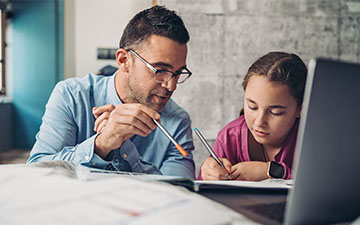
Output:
[279, 162, 292, 180]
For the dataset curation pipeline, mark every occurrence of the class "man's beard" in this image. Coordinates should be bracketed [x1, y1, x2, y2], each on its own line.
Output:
[143, 90, 173, 112]
[128, 81, 172, 112]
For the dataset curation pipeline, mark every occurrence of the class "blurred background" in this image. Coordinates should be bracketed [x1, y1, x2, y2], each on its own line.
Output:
[0, 0, 359, 175]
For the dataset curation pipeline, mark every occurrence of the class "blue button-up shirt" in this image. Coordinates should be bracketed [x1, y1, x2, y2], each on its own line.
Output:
[27, 73, 195, 179]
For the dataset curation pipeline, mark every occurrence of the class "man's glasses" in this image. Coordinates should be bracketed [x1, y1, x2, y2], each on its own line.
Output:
[127, 49, 192, 84]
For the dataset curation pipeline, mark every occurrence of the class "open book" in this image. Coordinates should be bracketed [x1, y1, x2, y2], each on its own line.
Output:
[170, 179, 292, 192]
[77, 165, 292, 192]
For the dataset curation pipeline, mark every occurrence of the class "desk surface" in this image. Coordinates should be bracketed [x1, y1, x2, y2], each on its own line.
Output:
[199, 189, 288, 225]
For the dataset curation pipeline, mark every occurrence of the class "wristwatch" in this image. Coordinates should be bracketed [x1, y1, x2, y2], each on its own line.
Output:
[267, 161, 285, 179]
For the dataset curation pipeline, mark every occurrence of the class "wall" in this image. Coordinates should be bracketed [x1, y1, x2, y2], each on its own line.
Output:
[64, 0, 152, 79]
[158, 0, 360, 173]
[11, 0, 63, 148]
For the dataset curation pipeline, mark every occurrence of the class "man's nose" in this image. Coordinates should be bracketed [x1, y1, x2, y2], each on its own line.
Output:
[161, 76, 177, 92]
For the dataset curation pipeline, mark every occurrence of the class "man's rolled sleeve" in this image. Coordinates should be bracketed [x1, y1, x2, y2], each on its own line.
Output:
[120, 140, 161, 174]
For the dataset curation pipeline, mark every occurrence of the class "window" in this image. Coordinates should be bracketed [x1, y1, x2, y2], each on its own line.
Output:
[0, 9, 5, 96]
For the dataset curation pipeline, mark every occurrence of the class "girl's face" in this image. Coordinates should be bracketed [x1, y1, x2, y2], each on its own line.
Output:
[244, 75, 301, 148]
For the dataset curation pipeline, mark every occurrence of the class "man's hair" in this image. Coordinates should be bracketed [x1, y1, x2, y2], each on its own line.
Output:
[242, 52, 308, 107]
[119, 5, 189, 49]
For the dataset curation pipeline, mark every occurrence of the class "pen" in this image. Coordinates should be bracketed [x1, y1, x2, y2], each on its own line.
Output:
[194, 128, 232, 180]
[153, 119, 188, 157]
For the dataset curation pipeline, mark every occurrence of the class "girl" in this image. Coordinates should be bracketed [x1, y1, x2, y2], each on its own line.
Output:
[199, 52, 307, 181]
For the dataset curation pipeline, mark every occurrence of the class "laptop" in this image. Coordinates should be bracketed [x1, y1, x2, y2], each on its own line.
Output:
[245, 58, 360, 224]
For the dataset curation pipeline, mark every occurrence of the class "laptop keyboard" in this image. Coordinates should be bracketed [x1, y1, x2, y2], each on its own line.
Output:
[243, 201, 286, 223]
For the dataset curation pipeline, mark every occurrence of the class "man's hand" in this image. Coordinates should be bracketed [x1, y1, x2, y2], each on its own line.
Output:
[230, 161, 269, 181]
[200, 157, 232, 180]
[92, 103, 160, 159]
[93, 104, 115, 133]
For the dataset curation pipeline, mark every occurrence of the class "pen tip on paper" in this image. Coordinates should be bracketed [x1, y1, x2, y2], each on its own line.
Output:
[227, 174, 232, 180]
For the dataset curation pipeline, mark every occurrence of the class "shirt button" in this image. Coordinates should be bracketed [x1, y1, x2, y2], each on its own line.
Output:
[85, 155, 90, 161]
[92, 162, 96, 166]
[123, 153, 127, 158]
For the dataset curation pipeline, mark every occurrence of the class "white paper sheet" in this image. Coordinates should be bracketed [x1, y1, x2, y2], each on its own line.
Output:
[0, 164, 259, 225]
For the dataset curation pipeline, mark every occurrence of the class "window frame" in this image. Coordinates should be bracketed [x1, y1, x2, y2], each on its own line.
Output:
[0, 9, 6, 96]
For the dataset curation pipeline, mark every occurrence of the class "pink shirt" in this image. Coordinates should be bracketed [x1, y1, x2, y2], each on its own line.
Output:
[198, 115, 299, 180]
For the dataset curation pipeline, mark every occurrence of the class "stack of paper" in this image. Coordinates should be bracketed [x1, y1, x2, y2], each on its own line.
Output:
[0, 163, 258, 225]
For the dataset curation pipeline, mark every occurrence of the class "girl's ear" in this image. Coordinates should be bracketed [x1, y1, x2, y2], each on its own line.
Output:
[116, 49, 131, 73]
[296, 105, 302, 118]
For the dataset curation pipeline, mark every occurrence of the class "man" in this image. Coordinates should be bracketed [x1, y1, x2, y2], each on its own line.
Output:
[27, 5, 195, 179]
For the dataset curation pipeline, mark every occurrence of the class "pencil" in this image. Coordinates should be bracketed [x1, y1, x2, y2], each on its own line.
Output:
[194, 128, 232, 180]
[153, 119, 188, 157]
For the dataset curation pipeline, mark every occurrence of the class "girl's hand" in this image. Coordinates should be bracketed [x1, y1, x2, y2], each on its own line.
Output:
[201, 157, 232, 180]
[230, 161, 269, 181]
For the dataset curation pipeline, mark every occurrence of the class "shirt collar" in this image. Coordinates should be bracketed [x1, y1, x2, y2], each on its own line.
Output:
[107, 72, 123, 105]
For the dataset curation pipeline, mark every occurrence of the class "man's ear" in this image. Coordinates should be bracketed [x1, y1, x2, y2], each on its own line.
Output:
[116, 49, 130, 73]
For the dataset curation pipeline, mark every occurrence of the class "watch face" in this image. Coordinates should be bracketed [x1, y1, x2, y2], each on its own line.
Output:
[269, 162, 285, 178]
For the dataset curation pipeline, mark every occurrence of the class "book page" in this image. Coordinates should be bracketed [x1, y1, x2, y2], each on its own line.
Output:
[76, 165, 292, 191]
[195, 179, 293, 191]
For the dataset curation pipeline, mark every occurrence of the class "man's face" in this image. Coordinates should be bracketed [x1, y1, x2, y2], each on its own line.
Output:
[125, 35, 188, 112]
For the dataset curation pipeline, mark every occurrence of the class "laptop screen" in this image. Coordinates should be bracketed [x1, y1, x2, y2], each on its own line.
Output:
[284, 58, 360, 224]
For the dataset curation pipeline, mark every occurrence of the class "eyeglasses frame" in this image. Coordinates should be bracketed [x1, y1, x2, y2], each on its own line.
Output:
[126, 49, 192, 84]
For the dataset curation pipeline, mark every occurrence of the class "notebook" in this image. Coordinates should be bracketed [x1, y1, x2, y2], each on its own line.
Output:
[76, 165, 292, 191]
[247, 58, 360, 225]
